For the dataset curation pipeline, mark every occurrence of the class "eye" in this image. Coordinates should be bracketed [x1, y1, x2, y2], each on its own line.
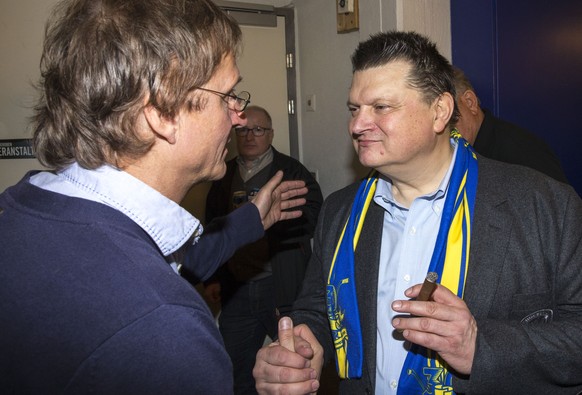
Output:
[373, 103, 391, 112]
[348, 105, 359, 116]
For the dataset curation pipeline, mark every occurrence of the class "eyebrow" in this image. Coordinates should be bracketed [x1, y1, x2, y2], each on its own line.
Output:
[230, 76, 243, 91]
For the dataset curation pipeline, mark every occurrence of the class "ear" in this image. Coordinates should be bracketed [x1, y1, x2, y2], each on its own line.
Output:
[460, 90, 480, 115]
[433, 92, 454, 133]
[267, 128, 275, 144]
[143, 105, 178, 144]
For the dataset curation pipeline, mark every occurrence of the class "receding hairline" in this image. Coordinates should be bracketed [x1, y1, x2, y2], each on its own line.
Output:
[245, 105, 272, 127]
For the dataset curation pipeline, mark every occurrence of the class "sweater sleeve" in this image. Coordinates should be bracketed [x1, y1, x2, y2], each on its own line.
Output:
[181, 202, 264, 283]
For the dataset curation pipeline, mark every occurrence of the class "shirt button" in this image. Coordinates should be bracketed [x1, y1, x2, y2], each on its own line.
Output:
[390, 379, 398, 389]
[409, 226, 416, 235]
[403, 274, 411, 282]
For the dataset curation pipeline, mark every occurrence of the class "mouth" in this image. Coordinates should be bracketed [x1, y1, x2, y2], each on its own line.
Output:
[356, 139, 379, 148]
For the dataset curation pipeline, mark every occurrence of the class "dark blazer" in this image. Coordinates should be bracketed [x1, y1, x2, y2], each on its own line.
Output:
[292, 155, 582, 394]
[473, 109, 568, 184]
[206, 147, 323, 312]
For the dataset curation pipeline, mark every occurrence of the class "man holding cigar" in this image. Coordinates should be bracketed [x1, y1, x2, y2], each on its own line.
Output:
[253, 31, 582, 394]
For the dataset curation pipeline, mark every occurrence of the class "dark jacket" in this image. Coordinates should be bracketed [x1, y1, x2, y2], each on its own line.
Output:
[206, 147, 323, 313]
[292, 156, 582, 394]
[473, 109, 569, 183]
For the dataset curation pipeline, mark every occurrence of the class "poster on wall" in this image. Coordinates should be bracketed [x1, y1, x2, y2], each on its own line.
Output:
[0, 139, 36, 159]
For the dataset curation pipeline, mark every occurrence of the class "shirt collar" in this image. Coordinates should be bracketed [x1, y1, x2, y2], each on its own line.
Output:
[236, 146, 274, 182]
[41, 163, 202, 256]
[236, 146, 273, 170]
[374, 139, 459, 216]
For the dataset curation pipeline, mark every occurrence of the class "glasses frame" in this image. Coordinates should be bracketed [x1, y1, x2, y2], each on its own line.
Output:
[194, 87, 251, 112]
[234, 126, 273, 137]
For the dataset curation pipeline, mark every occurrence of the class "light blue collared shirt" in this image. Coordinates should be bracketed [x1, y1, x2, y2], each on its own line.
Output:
[29, 163, 203, 272]
[236, 146, 274, 182]
[374, 140, 458, 394]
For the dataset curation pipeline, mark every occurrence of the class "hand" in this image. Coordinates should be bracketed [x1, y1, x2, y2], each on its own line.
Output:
[252, 170, 308, 230]
[254, 316, 323, 395]
[203, 282, 221, 304]
[391, 283, 477, 375]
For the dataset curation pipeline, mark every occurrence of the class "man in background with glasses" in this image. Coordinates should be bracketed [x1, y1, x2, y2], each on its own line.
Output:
[203, 105, 323, 394]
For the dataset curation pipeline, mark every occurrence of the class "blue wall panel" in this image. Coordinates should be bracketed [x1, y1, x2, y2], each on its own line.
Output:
[451, 0, 582, 195]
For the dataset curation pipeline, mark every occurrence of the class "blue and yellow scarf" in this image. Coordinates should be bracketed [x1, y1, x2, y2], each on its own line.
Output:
[326, 131, 478, 394]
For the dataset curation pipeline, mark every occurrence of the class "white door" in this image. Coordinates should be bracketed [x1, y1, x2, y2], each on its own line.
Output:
[226, 16, 290, 159]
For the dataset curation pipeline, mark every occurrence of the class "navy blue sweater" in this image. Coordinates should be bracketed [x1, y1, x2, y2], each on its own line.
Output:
[0, 175, 237, 394]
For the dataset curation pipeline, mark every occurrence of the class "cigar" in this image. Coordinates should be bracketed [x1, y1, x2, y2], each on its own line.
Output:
[416, 272, 438, 301]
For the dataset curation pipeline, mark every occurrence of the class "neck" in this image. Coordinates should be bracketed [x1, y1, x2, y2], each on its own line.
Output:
[121, 153, 192, 204]
[240, 147, 271, 168]
[470, 108, 486, 144]
[386, 141, 454, 208]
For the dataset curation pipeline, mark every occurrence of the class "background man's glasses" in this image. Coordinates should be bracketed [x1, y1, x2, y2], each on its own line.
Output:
[234, 126, 272, 137]
[194, 87, 251, 112]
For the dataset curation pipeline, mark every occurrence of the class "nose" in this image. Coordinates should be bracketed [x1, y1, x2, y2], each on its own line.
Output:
[244, 128, 255, 141]
[349, 108, 373, 138]
[230, 109, 247, 128]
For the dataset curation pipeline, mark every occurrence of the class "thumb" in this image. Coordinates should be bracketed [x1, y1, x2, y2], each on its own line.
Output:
[278, 316, 295, 352]
[266, 170, 284, 189]
[259, 171, 284, 203]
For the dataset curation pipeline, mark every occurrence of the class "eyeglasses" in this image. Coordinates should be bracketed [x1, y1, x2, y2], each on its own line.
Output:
[234, 126, 272, 137]
[194, 87, 251, 112]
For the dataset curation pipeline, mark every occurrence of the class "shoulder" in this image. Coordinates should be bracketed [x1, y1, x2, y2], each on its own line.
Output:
[319, 181, 360, 217]
[271, 147, 318, 180]
[482, 110, 556, 152]
[477, 155, 577, 209]
[272, 147, 305, 168]
[326, 181, 360, 203]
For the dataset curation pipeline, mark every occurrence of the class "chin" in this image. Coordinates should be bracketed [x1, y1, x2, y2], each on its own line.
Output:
[357, 153, 377, 169]
[210, 163, 227, 181]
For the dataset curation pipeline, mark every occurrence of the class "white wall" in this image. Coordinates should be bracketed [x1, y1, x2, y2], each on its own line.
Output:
[0, 0, 58, 192]
[293, 0, 451, 197]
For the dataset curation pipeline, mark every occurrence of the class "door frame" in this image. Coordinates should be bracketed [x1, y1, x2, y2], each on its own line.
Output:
[216, 1, 299, 159]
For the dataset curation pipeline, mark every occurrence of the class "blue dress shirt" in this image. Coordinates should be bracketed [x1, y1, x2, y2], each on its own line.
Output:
[29, 162, 203, 271]
[374, 141, 458, 394]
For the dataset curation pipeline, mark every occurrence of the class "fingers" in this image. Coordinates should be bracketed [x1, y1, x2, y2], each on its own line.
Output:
[254, 321, 321, 395]
[260, 171, 307, 203]
[392, 283, 467, 326]
[278, 180, 307, 214]
[279, 182, 307, 200]
[391, 282, 477, 375]
[391, 311, 477, 375]
[278, 209, 304, 222]
[254, 346, 319, 395]
[278, 316, 295, 352]
[252, 170, 308, 230]
[405, 282, 457, 304]
[277, 179, 307, 221]
[265, 170, 285, 192]
[280, 194, 307, 210]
